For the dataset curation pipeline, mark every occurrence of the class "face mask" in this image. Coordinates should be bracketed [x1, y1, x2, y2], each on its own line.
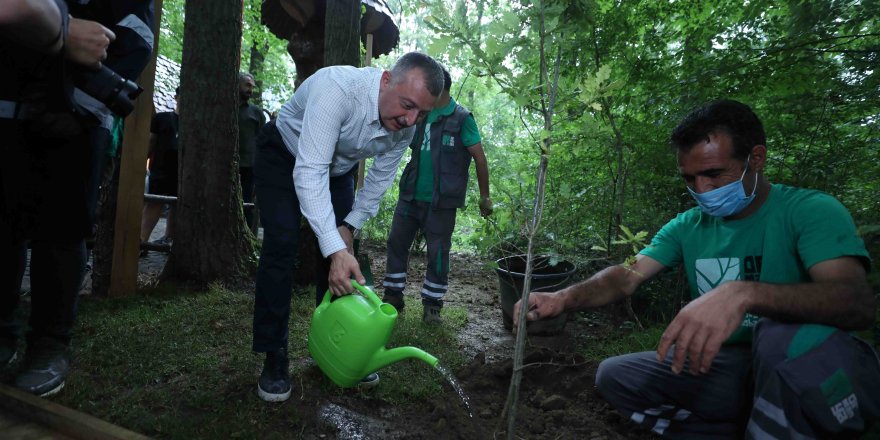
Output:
[687, 156, 758, 217]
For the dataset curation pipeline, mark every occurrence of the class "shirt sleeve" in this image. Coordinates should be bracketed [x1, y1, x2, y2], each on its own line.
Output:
[793, 192, 871, 271]
[292, 82, 351, 257]
[460, 114, 482, 147]
[344, 130, 413, 229]
[639, 212, 686, 268]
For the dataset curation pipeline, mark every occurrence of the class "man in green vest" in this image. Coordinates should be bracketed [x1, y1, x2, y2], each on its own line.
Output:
[515, 100, 879, 438]
[382, 67, 492, 324]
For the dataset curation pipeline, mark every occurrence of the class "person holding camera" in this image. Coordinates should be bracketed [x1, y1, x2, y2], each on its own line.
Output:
[0, 0, 153, 396]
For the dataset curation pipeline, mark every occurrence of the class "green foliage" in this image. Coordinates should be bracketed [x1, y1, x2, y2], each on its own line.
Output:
[159, 0, 297, 110]
[401, 0, 879, 267]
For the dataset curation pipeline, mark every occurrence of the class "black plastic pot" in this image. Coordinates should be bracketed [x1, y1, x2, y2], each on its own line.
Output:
[495, 255, 576, 335]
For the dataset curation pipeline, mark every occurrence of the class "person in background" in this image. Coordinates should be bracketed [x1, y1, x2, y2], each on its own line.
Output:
[140, 86, 179, 250]
[382, 66, 492, 324]
[251, 52, 444, 402]
[237, 72, 266, 232]
[516, 99, 879, 439]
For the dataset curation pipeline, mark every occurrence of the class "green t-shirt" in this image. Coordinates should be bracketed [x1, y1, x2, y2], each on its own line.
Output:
[639, 184, 870, 344]
[414, 98, 482, 202]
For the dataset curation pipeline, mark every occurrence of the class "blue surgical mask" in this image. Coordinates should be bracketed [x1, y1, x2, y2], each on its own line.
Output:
[687, 156, 757, 217]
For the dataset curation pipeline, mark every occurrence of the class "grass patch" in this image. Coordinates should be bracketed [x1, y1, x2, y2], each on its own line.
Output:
[53, 283, 467, 438]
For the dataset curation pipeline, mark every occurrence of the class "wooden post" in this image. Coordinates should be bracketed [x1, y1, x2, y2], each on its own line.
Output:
[357, 33, 373, 191]
[109, 2, 162, 296]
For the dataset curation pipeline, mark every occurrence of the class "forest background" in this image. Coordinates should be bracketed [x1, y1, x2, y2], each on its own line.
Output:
[158, 0, 879, 320]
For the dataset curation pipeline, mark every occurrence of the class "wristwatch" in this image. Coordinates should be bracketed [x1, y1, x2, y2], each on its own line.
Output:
[342, 221, 358, 234]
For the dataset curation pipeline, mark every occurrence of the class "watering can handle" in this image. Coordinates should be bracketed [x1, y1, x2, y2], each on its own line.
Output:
[320, 280, 383, 307]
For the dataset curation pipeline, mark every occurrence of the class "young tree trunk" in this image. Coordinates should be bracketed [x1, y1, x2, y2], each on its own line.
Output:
[504, 3, 562, 437]
[166, 0, 255, 289]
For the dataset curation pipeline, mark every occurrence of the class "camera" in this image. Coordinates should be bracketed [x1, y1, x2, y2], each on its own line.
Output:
[73, 65, 143, 117]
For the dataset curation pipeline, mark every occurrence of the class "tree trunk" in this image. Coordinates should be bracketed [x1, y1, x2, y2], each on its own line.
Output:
[167, 0, 255, 289]
[248, 41, 267, 108]
[323, 0, 360, 67]
[289, 0, 362, 290]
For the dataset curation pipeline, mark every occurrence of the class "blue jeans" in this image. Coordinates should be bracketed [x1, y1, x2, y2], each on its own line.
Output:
[251, 121, 355, 352]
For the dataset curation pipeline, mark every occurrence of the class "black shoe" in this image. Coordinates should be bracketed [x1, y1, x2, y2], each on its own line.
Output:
[359, 372, 380, 388]
[257, 347, 291, 402]
[14, 339, 70, 397]
[0, 338, 17, 370]
[382, 292, 405, 312]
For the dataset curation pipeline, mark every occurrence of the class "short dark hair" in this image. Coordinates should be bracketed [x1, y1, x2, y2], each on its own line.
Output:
[442, 67, 451, 91]
[239, 72, 255, 83]
[390, 52, 444, 97]
[670, 99, 766, 160]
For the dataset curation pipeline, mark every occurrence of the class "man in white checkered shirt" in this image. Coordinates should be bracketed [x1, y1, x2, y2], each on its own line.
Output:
[251, 52, 444, 402]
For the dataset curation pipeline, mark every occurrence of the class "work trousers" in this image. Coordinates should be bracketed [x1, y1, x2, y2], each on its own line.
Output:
[239, 166, 256, 231]
[251, 121, 354, 352]
[0, 118, 92, 347]
[383, 199, 456, 306]
[596, 318, 880, 439]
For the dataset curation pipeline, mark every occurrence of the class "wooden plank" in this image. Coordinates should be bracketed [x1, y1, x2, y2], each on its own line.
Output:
[0, 384, 148, 440]
[109, 1, 163, 296]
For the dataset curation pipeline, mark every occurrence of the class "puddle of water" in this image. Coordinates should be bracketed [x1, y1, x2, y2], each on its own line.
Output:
[435, 363, 473, 418]
[318, 403, 376, 440]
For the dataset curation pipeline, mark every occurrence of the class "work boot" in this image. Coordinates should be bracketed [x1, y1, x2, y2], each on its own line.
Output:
[382, 291, 405, 312]
[422, 301, 442, 325]
[15, 338, 70, 397]
[257, 347, 291, 402]
[0, 337, 17, 370]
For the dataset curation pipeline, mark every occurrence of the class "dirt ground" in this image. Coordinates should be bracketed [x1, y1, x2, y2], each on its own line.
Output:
[278, 241, 659, 440]
[115, 221, 658, 439]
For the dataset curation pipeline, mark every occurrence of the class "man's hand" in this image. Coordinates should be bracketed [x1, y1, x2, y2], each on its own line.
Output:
[512, 290, 565, 329]
[656, 281, 751, 375]
[65, 16, 114, 69]
[479, 196, 493, 218]
[327, 249, 364, 297]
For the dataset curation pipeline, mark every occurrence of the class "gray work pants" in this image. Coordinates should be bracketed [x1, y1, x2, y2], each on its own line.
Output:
[595, 318, 880, 439]
[383, 199, 457, 305]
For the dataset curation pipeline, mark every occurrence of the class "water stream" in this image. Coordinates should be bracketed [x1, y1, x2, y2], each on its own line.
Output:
[434, 363, 473, 418]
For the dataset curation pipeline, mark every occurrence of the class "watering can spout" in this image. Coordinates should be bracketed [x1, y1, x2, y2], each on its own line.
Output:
[367, 346, 439, 373]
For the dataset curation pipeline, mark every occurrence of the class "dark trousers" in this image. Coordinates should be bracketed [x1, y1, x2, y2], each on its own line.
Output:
[383, 199, 456, 306]
[251, 121, 355, 352]
[239, 166, 256, 231]
[595, 318, 880, 439]
[0, 119, 92, 347]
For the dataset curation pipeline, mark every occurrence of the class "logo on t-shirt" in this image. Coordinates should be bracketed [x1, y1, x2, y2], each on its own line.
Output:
[695, 257, 761, 328]
[695, 258, 740, 293]
[421, 123, 432, 152]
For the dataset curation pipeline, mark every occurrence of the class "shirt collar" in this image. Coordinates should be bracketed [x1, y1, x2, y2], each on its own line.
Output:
[436, 96, 456, 117]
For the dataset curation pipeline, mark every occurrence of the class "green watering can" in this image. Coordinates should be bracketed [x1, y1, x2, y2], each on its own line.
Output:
[308, 280, 439, 388]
